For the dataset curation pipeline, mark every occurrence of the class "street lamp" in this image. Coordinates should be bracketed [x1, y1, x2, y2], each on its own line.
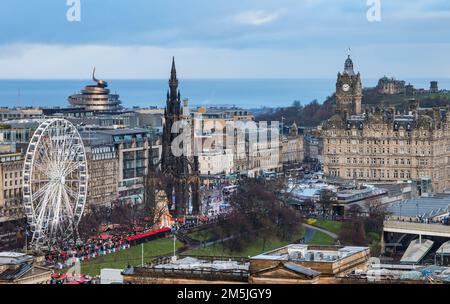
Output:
[416, 201, 419, 220]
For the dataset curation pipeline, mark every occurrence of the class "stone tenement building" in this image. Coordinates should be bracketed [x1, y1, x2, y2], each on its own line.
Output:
[323, 56, 450, 193]
[281, 123, 304, 167]
[85, 144, 118, 208]
[80, 128, 154, 206]
[0, 153, 25, 251]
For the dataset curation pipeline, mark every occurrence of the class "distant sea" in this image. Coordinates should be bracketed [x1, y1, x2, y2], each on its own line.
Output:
[0, 79, 449, 109]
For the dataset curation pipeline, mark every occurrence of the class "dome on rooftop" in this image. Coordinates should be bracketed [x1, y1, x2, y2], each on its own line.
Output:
[344, 55, 355, 75]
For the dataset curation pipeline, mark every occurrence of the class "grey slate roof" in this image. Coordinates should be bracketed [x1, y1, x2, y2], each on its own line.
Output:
[0, 263, 32, 280]
[283, 262, 320, 277]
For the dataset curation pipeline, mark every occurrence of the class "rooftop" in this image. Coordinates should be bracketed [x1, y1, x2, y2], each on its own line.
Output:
[0, 252, 33, 265]
[400, 239, 434, 264]
[93, 128, 149, 136]
[388, 195, 450, 219]
[436, 241, 450, 256]
[251, 244, 368, 263]
[153, 257, 249, 272]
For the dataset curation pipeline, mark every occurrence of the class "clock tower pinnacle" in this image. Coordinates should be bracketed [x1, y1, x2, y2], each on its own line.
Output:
[336, 52, 362, 116]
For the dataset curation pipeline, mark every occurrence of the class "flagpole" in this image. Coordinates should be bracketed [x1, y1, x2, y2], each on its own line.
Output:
[173, 234, 176, 259]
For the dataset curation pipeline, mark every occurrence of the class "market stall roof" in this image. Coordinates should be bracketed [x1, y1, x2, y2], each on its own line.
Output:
[126, 227, 171, 242]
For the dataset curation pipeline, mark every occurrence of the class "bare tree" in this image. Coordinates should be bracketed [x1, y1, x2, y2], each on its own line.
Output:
[339, 219, 367, 246]
[219, 179, 302, 253]
[318, 189, 336, 217]
[364, 201, 391, 233]
[77, 206, 109, 240]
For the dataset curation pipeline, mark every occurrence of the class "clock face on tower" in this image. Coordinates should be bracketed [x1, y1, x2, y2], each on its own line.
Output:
[342, 84, 350, 92]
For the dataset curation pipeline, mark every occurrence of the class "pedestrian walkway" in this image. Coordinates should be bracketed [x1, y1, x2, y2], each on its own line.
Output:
[302, 223, 338, 239]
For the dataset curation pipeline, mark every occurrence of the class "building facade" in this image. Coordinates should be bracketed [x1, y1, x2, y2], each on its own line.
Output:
[199, 149, 234, 176]
[0, 153, 25, 251]
[81, 128, 153, 205]
[281, 124, 304, 166]
[85, 144, 119, 208]
[248, 123, 283, 175]
[322, 101, 450, 193]
[304, 134, 323, 163]
[191, 106, 285, 176]
[0, 108, 43, 121]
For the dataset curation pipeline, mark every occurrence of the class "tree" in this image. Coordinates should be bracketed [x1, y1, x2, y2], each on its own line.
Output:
[364, 201, 390, 234]
[109, 203, 143, 235]
[347, 204, 363, 219]
[339, 219, 367, 246]
[338, 202, 390, 253]
[77, 206, 109, 241]
[318, 189, 336, 217]
[363, 201, 391, 256]
[218, 179, 302, 253]
[256, 97, 335, 127]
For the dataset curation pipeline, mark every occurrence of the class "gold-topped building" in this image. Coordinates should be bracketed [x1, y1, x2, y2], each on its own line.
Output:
[68, 68, 122, 111]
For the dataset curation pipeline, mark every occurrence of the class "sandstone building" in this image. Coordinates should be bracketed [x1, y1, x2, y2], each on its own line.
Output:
[0, 153, 25, 251]
[335, 54, 362, 116]
[323, 55, 450, 193]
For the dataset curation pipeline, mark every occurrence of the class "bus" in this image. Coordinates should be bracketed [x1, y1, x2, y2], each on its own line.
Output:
[222, 185, 238, 196]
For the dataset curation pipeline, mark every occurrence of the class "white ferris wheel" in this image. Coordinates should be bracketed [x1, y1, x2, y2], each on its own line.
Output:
[23, 118, 88, 251]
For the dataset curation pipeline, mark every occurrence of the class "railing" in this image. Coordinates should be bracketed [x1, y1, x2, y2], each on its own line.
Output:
[178, 255, 250, 264]
[133, 267, 249, 282]
[149, 255, 249, 267]
[384, 220, 450, 236]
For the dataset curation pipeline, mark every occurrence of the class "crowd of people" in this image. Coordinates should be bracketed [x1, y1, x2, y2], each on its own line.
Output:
[45, 184, 236, 270]
[45, 235, 130, 269]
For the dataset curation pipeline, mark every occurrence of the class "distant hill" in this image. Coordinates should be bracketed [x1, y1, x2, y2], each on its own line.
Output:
[362, 88, 450, 112]
[256, 90, 450, 127]
[256, 97, 335, 128]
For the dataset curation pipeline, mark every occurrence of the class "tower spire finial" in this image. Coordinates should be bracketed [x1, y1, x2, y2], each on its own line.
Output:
[171, 56, 176, 75]
[347, 47, 351, 58]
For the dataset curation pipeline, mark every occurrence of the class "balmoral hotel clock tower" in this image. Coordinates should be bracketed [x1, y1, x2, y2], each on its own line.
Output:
[335, 52, 362, 116]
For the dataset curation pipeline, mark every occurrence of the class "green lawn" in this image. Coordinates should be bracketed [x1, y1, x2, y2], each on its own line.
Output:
[73, 238, 184, 276]
[308, 231, 336, 246]
[184, 225, 305, 258]
[187, 228, 217, 242]
[312, 220, 343, 235]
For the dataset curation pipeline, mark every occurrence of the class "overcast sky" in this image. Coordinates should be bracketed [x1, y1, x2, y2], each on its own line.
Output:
[0, 0, 449, 79]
